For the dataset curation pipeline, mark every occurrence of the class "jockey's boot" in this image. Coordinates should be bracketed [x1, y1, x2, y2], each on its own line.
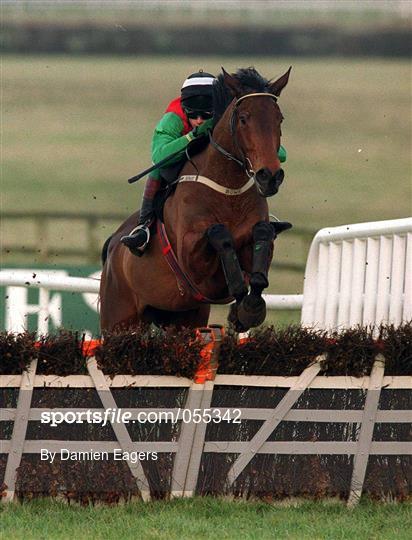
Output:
[120, 176, 161, 256]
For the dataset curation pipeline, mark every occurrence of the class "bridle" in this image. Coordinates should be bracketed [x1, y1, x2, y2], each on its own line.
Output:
[208, 92, 278, 179]
[179, 91, 281, 197]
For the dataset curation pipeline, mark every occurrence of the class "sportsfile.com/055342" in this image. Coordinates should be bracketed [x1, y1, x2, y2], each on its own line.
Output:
[40, 408, 242, 427]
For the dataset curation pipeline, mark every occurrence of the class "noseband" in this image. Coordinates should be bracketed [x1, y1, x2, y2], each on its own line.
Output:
[209, 92, 278, 179]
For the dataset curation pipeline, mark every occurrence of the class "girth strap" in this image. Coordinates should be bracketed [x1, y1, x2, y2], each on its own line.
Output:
[179, 175, 255, 196]
[157, 220, 233, 305]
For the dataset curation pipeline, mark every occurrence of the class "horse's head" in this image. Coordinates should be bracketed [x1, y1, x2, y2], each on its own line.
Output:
[214, 67, 291, 197]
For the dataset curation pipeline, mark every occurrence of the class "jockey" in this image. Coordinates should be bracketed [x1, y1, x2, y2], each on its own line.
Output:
[121, 70, 287, 256]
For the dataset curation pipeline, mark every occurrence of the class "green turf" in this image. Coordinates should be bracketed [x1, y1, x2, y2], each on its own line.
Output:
[0, 497, 410, 540]
[2, 55, 411, 295]
[3, 55, 410, 222]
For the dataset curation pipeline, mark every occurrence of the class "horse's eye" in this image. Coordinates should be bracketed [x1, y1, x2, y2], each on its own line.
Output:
[239, 114, 248, 126]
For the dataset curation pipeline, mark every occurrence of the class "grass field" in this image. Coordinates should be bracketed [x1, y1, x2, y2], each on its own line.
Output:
[3, 55, 410, 221]
[1, 497, 411, 540]
[2, 54, 411, 299]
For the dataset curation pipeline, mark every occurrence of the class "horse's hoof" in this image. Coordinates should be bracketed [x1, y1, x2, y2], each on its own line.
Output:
[237, 294, 266, 329]
[227, 304, 246, 333]
[231, 320, 248, 333]
[228, 303, 238, 324]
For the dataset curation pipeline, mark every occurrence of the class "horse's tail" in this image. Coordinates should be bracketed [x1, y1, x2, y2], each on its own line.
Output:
[101, 235, 113, 266]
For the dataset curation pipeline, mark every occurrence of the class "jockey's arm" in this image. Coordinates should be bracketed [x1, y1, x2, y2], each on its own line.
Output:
[151, 112, 193, 167]
[152, 111, 287, 166]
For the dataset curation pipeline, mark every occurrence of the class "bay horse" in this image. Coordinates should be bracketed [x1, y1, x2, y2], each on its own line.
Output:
[100, 66, 291, 332]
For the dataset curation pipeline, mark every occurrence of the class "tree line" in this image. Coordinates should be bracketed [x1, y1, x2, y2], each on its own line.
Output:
[2, 22, 410, 57]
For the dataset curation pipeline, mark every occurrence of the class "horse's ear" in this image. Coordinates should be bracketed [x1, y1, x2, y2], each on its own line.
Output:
[268, 66, 292, 97]
[221, 67, 243, 98]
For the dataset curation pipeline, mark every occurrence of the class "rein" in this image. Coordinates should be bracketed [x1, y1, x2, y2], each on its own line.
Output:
[210, 92, 278, 178]
[157, 220, 233, 304]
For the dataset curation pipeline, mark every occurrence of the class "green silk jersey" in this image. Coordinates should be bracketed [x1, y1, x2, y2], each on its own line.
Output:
[150, 106, 287, 180]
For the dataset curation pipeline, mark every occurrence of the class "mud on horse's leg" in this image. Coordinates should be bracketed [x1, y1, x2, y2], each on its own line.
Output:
[206, 224, 248, 327]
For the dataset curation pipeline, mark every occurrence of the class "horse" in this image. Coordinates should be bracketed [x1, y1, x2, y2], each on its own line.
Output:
[100, 66, 291, 332]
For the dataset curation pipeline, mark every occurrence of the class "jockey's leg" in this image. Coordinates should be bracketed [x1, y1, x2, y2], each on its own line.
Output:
[206, 224, 248, 300]
[121, 174, 161, 255]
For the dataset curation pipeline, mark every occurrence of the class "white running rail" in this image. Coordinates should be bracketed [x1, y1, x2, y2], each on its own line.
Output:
[1, 218, 411, 332]
[301, 217, 412, 330]
[0, 271, 100, 293]
[0, 271, 302, 310]
[0, 271, 302, 334]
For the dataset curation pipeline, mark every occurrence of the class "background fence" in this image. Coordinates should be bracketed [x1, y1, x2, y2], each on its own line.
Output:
[2, 211, 314, 272]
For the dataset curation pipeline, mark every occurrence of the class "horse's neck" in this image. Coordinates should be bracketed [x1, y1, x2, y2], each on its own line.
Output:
[204, 148, 244, 188]
[203, 123, 248, 189]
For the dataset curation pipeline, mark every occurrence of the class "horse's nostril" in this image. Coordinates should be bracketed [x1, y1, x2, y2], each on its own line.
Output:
[274, 169, 284, 184]
[256, 168, 271, 182]
[255, 167, 285, 198]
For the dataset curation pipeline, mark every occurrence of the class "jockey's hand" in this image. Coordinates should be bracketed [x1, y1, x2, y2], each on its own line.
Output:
[191, 118, 214, 138]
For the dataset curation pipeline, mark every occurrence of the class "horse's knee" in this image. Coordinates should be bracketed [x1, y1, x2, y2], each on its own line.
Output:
[253, 221, 274, 242]
[206, 223, 234, 252]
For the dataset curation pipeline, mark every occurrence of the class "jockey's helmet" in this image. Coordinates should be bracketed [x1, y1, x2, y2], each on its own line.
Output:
[181, 70, 216, 114]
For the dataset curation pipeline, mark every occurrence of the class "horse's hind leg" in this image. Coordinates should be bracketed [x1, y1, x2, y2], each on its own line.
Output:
[143, 305, 211, 329]
[169, 304, 211, 328]
[100, 292, 144, 333]
[100, 267, 145, 333]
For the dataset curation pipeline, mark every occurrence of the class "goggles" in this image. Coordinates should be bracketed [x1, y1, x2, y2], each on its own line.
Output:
[183, 107, 213, 120]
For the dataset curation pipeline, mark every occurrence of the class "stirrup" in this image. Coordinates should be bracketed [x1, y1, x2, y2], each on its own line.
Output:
[121, 223, 151, 254]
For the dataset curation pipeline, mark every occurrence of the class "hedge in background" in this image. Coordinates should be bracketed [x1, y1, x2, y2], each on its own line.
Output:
[2, 22, 411, 57]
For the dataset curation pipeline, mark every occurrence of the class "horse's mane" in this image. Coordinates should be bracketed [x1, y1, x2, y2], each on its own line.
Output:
[212, 67, 270, 126]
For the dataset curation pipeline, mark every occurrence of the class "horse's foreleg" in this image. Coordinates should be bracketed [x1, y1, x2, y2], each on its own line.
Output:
[250, 221, 275, 295]
[237, 220, 292, 330]
[237, 221, 275, 329]
[206, 224, 248, 301]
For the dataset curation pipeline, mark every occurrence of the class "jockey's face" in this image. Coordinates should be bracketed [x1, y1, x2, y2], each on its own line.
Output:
[183, 102, 213, 128]
[188, 116, 205, 128]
